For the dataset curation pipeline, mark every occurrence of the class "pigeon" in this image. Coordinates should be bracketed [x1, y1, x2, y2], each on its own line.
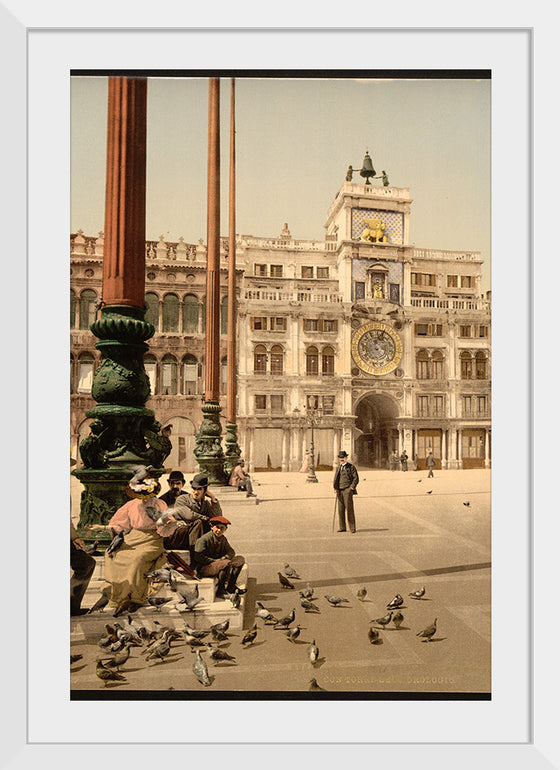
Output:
[371, 611, 393, 629]
[386, 594, 404, 610]
[145, 629, 172, 662]
[307, 639, 319, 665]
[324, 595, 350, 607]
[95, 659, 127, 687]
[211, 620, 230, 634]
[70, 653, 83, 665]
[88, 590, 110, 614]
[368, 627, 381, 644]
[126, 615, 147, 639]
[463, 501, 471, 507]
[392, 611, 404, 629]
[224, 588, 242, 609]
[286, 624, 301, 643]
[128, 464, 153, 490]
[284, 564, 300, 579]
[113, 623, 142, 646]
[309, 677, 327, 692]
[278, 572, 295, 590]
[113, 595, 138, 617]
[274, 609, 296, 629]
[207, 646, 236, 665]
[356, 587, 367, 601]
[103, 624, 119, 644]
[417, 618, 438, 641]
[100, 642, 134, 670]
[176, 594, 204, 612]
[299, 584, 315, 600]
[426, 490, 433, 495]
[241, 623, 258, 646]
[184, 633, 208, 648]
[147, 596, 173, 611]
[300, 598, 320, 613]
[106, 529, 125, 558]
[256, 601, 277, 624]
[183, 625, 209, 640]
[417, 479, 422, 483]
[193, 649, 212, 686]
[211, 627, 229, 643]
[84, 540, 100, 555]
[409, 586, 426, 600]
[145, 567, 176, 585]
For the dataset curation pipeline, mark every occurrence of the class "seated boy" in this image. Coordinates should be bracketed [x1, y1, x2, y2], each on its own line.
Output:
[192, 516, 246, 597]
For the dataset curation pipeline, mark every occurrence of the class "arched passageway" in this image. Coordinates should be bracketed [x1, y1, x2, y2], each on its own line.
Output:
[354, 393, 400, 469]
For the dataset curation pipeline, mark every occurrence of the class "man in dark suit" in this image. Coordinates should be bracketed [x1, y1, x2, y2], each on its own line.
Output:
[333, 450, 359, 533]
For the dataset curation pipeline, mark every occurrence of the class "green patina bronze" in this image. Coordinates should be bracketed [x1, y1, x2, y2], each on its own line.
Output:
[223, 421, 241, 477]
[194, 401, 228, 486]
[72, 305, 172, 535]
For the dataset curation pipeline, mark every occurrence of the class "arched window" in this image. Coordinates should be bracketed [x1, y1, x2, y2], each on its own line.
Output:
[270, 345, 284, 376]
[460, 351, 473, 380]
[220, 356, 228, 393]
[306, 346, 319, 376]
[182, 354, 198, 395]
[70, 354, 75, 393]
[432, 350, 444, 380]
[475, 351, 487, 380]
[254, 344, 267, 374]
[161, 354, 178, 395]
[79, 289, 97, 330]
[77, 352, 95, 393]
[201, 296, 206, 333]
[221, 295, 228, 335]
[416, 350, 430, 380]
[145, 293, 159, 331]
[162, 293, 179, 333]
[144, 354, 157, 396]
[182, 294, 198, 334]
[322, 346, 335, 376]
[70, 290, 77, 329]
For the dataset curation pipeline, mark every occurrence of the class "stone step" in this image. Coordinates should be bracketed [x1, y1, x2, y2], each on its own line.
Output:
[72, 563, 248, 642]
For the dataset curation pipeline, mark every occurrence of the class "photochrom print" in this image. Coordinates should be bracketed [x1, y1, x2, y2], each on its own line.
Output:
[69, 72, 491, 699]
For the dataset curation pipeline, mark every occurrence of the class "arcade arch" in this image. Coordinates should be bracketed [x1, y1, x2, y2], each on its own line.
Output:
[354, 392, 401, 468]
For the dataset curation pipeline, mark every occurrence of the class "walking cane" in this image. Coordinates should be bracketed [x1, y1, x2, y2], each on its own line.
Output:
[332, 494, 338, 532]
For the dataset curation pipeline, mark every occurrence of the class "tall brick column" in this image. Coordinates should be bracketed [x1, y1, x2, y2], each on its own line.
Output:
[194, 77, 227, 484]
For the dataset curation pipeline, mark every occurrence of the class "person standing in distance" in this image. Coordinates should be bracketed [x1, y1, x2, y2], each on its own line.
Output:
[426, 451, 436, 479]
[333, 450, 359, 533]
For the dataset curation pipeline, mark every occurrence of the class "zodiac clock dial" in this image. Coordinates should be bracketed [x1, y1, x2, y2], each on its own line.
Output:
[351, 321, 403, 375]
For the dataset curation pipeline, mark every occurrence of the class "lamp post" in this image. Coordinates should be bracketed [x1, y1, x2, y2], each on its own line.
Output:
[305, 404, 322, 483]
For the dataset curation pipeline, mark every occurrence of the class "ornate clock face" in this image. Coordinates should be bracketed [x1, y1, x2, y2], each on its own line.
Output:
[351, 321, 403, 375]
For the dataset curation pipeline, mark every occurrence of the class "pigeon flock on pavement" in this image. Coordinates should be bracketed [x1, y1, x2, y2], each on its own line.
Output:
[74, 556, 443, 692]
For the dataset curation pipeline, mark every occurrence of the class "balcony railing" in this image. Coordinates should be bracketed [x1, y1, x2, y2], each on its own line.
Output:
[244, 289, 342, 303]
[411, 297, 490, 311]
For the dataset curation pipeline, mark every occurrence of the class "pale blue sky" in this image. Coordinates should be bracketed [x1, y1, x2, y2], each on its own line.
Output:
[71, 75, 491, 291]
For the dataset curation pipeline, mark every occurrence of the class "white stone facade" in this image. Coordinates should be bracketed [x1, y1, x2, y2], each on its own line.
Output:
[70, 180, 490, 474]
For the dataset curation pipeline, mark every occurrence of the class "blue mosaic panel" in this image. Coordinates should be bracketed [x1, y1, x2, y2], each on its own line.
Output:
[352, 260, 403, 284]
[351, 207, 404, 245]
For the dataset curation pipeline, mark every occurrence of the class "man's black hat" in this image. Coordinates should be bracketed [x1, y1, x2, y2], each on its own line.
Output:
[168, 470, 185, 483]
[191, 473, 209, 489]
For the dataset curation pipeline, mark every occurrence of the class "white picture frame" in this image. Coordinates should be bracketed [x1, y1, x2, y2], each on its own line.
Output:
[4, 5, 552, 767]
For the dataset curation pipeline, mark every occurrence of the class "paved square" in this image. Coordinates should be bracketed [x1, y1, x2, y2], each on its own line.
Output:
[71, 468, 490, 696]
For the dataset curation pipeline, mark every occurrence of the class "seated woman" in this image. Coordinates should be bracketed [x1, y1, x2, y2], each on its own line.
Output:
[87, 468, 179, 613]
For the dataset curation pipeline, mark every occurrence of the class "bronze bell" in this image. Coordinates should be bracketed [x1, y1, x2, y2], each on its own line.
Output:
[360, 150, 375, 185]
